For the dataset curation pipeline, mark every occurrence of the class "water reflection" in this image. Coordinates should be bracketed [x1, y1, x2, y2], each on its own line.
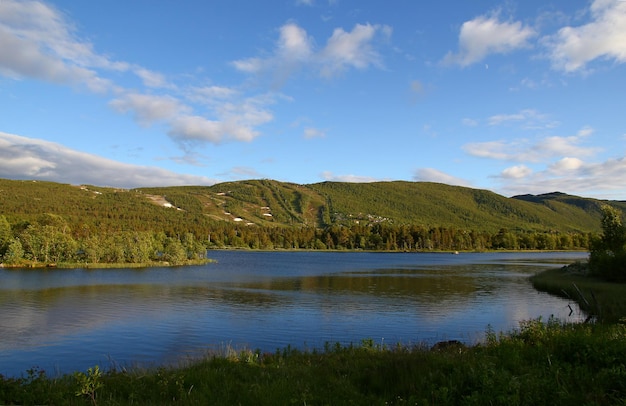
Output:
[0, 251, 587, 377]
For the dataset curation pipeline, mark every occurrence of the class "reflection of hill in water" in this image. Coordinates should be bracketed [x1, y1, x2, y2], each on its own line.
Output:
[0, 283, 288, 351]
[0, 252, 588, 378]
[237, 263, 538, 302]
[0, 261, 558, 351]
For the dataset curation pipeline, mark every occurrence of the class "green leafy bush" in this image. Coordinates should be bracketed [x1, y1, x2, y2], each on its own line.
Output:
[589, 205, 626, 281]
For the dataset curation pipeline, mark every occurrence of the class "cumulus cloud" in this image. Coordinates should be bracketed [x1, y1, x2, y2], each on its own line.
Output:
[443, 12, 536, 66]
[190, 86, 239, 101]
[318, 23, 390, 77]
[0, 1, 392, 163]
[500, 165, 533, 179]
[463, 126, 600, 163]
[0, 0, 126, 92]
[168, 113, 261, 145]
[232, 58, 263, 74]
[134, 67, 173, 89]
[465, 124, 624, 198]
[464, 140, 516, 161]
[109, 93, 187, 126]
[535, 135, 598, 158]
[0, 0, 278, 156]
[412, 168, 472, 187]
[549, 157, 584, 173]
[0, 132, 217, 188]
[233, 22, 391, 81]
[497, 156, 626, 199]
[544, 0, 626, 72]
[109, 89, 275, 146]
[278, 23, 315, 62]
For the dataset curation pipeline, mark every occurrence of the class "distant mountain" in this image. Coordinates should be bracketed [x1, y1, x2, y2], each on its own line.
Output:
[2, 178, 623, 235]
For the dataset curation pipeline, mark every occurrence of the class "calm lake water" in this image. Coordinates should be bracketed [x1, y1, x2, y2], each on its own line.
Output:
[0, 250, 587, 377]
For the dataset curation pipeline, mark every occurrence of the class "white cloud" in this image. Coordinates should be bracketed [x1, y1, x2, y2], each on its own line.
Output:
[534, 135, 598, 158]
[318, 23, 390, 77]
[467, 125, 623, 198]
[134, 67, 173, 89]
[463, 141, 514, 160]
[463, 126, 600, 163]
[218, 166, 264, 180]
[549, 157, 584, 173]
[109, 93, 187, 126]
[168, 116, 228, 144]
[320, 171, 382, 183]
[304, 127, 326, 139]
[462, 118, 479, 127]
[487, 109, 559, 129]
[576, 125, 595, 137]
[109, 90, 275, 146]
[519, 77, 538, 89]
[187, 85, 239, 104]
[501, 165, 532, 179]
[233, 22, 390, 81]
[545, 0, 626, 72]
[278, 23, 314, 62]
[412, 168, 472, 187]
[232, 57, 264, 74]
[443, 13, 536, 66]
[0, 132, 216, 188]
[488, 112, 528, 126]
[0, 0, 279, 160]
[0, 24, 111, 93]
[169, 114, 261, 145]
[0, 0, 125, 92]
[497, 156, 626, 199]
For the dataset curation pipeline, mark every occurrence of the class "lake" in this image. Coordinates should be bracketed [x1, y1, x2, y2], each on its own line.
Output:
[0, 250, 587, 377]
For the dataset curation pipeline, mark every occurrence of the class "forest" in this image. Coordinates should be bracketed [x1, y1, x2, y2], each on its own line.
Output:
[0, 213, 592, 267]
[0, 178, 622, 266]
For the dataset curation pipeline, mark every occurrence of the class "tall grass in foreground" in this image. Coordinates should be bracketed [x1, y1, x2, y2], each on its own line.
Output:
[2, 319, 626, 405]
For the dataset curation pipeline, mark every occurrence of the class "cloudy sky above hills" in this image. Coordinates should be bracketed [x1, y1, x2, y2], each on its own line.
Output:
[0, 0, 625, 198]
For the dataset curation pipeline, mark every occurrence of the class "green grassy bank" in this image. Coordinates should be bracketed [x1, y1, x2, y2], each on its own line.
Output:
[2, 319, 626, 405]
[531, 262, 626, 322]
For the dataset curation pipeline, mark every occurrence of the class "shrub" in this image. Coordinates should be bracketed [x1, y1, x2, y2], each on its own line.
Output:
[589, 205, 626, 282]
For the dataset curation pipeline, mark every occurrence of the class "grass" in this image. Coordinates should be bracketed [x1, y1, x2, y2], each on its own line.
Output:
[2, 319, 626, 405]
[531, 262, 626, 322]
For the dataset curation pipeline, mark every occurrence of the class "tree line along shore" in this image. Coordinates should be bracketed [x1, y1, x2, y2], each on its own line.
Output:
[0, 213, 592, 268]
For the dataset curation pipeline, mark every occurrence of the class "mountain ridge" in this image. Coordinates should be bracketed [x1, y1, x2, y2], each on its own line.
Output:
[2, 177, 624, 236]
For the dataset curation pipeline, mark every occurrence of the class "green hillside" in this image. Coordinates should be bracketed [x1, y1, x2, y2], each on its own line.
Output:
[1, 178, 623, 234]
[1, 177, 625, 258]
[309, 181, 609, 233]
[136, 180, 623, 234]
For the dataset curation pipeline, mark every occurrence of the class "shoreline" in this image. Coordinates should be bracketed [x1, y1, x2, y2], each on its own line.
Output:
[1, 249, 588, 269]
[531, 261, 626, 322]
[0, 258, 215, 270]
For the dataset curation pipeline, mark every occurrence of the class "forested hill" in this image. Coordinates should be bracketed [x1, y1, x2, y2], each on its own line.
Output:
[1, 178, 624, 236]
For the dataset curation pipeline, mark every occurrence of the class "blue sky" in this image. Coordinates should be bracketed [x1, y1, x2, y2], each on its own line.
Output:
[1, 0, 625, 199]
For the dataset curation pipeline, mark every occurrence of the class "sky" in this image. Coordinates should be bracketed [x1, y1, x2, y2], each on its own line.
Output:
[0, 0, 625, 199]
